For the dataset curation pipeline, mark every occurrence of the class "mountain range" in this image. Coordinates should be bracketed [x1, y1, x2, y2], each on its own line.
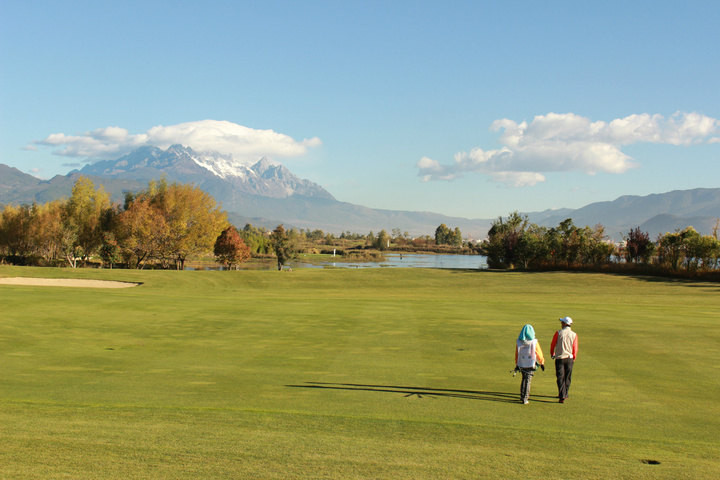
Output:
[1, 145, 719, 240]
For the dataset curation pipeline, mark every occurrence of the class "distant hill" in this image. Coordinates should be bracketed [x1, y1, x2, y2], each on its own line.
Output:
[0, 164, 146, 206]
[1, 146, 718, 240]
[528, 188, 720, 240]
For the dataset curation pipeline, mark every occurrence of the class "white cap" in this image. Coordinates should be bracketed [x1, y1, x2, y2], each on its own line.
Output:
[560, 316, 573, 325]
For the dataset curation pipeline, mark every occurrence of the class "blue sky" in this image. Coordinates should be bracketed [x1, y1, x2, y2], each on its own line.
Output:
[1, 1, 718, 219]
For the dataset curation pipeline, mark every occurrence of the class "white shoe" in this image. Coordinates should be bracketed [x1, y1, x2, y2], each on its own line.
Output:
[523, 400, 529, 404]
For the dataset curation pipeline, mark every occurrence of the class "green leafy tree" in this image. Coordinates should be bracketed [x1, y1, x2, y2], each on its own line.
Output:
[698, 235, 720, 271]
[556, 218, 582, 266]
[653, 227, 718, 272]
[307, 229, 325, 242]
[240, 223, 271, 254]
[656, 231, 685, 271]
[99, 232, 121, 269]
[452, 227, 463, 247]
[270, 224, 293, 270]
[375, 229, 390, 250]
[434, 224, 450, 245]
[484, 212, 528, 268]
[434, 225, 462, 246]
[679, 227, 709, 271]
[516, 224, 549, 269]
[584, 225, 616, 266]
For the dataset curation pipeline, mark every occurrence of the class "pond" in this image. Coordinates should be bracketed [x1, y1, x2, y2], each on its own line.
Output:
[292, 253, 488, 270]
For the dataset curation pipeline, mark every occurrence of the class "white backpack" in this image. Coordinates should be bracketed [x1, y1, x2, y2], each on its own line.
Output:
[517, 339, 537, 368]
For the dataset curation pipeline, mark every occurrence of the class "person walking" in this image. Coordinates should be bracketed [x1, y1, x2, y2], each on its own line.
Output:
[551, 316, 578, 403]
[515, 324, 545, 405]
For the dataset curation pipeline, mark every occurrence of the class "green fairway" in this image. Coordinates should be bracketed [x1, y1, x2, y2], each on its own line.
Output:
[1, 265, 718, 479]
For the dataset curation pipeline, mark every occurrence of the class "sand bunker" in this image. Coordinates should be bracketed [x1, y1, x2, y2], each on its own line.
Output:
[0, 277, 140, 289]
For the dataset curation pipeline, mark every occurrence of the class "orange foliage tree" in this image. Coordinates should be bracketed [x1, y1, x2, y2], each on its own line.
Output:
[214, 226, 251, 269]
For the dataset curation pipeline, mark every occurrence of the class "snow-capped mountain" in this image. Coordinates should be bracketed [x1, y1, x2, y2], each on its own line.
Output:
[5, 144, 717, 238]
[78, 144, 335, 200]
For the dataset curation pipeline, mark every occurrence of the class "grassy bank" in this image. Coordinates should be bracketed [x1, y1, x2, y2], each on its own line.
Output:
[1, 266, 718, 478]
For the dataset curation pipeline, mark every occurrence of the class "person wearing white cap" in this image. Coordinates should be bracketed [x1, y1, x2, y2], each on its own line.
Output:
[550, 316, 578, 403]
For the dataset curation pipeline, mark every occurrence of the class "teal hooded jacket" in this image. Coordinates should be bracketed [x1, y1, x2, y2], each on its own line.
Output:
[518, 324, 535, 342]
[515, 324, 545, 368]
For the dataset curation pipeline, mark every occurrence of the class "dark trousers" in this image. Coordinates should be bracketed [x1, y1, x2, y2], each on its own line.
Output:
[555, 358, 574, 399]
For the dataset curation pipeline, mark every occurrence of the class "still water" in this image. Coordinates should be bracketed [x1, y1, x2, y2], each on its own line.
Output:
[293, 253, 488, 270]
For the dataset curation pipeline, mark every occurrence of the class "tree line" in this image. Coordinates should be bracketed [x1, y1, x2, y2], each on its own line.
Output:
[482, 212, 720, 274]
[3, 177, 717, 275]
[0, 177, 470, 270]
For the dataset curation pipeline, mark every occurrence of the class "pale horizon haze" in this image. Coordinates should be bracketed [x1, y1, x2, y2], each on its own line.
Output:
[1, 1, 718, 219]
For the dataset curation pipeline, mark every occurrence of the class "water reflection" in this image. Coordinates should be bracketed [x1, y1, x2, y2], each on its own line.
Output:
[293, 253, 487, 270]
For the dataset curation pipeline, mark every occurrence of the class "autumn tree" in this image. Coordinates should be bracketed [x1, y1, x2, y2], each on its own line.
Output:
[0, 204, 33, 258]
[120, 180, 228, 269]
[624, 227, 654, 264]
[214, 226, 251, 269]
[115, 197, 168, 268]
[155, 183, 228, 269]
[62, 177, 111, 267]
[29, 200, 65, 264]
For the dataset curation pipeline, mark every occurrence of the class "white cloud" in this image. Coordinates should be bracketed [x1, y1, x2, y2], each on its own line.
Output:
[33, 120, 322, 165]
[418, 111, 720, 185]
[38, 127, 147, 159]
[490, 172, 546, 187]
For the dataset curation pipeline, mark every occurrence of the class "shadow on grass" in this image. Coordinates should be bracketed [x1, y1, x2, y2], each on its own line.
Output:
[444, 268, 720, 291]
[286, 382, 557, 404]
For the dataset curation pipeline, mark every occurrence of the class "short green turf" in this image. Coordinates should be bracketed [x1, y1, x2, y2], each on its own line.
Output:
[1, 266, 718, 479]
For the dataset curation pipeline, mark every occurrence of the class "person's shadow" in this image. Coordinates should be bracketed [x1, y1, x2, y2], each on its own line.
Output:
[286, 382, 557, 403]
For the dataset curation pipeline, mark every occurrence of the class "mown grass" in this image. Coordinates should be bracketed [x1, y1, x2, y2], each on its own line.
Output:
[1, 265, 718, 479]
